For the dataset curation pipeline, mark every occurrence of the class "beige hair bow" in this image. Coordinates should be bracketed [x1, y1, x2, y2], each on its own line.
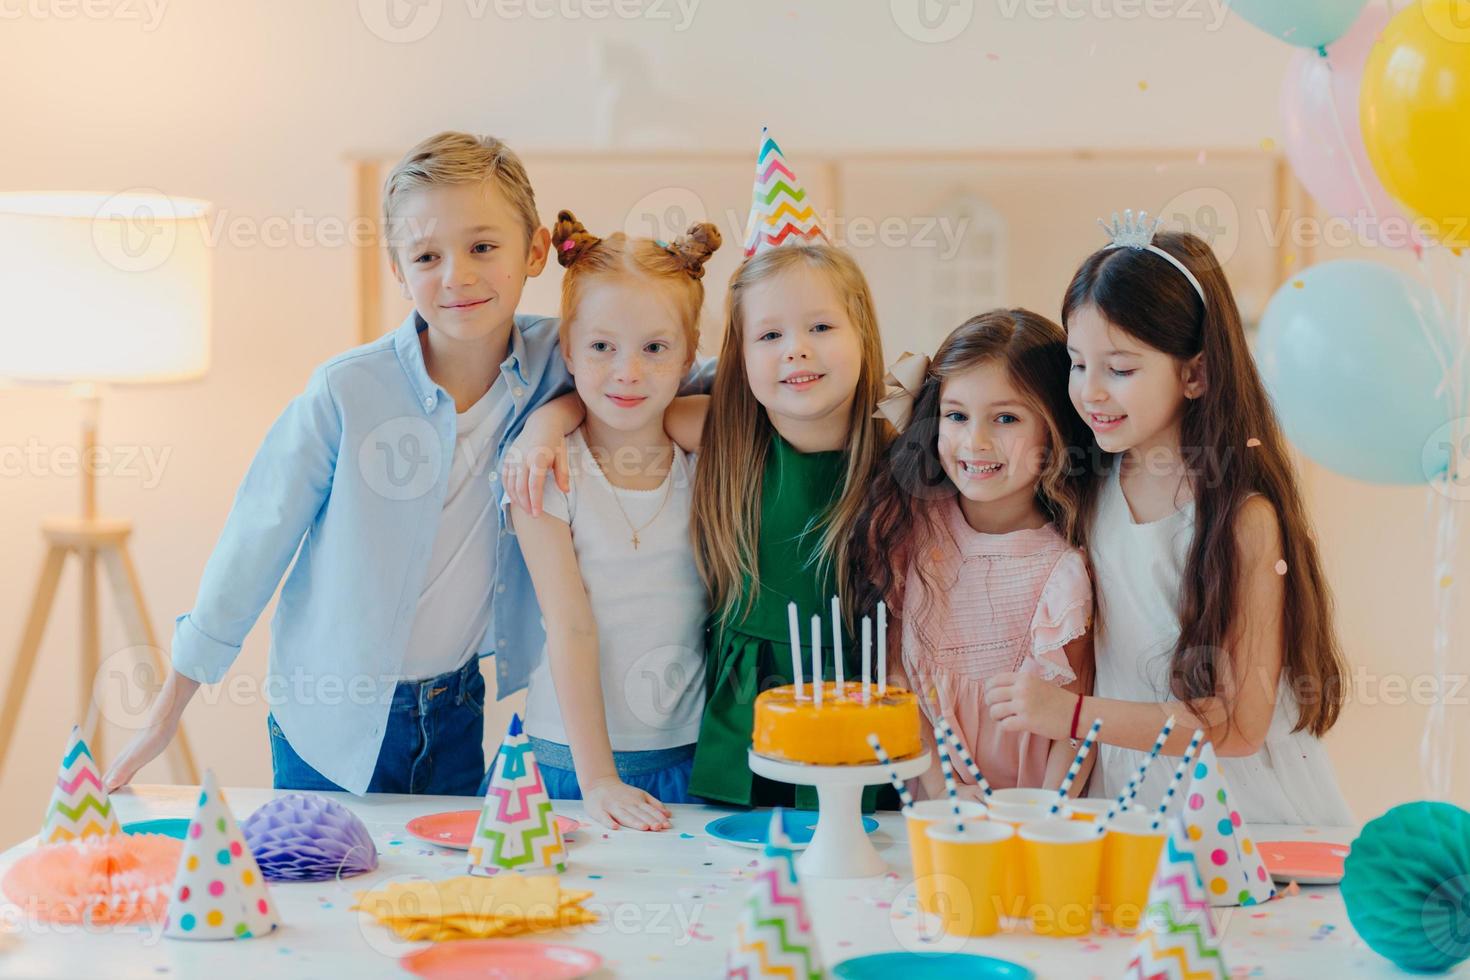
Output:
[872, 351, 931, 433]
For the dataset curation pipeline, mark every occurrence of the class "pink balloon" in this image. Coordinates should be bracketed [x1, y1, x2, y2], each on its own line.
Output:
[1279, 5, 1424, 251]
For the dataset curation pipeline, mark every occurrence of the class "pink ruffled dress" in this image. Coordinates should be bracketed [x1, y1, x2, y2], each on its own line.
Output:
[901, 496, 1093, 790]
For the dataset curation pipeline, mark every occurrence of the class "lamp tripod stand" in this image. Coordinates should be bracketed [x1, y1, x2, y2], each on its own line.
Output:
[0, 389, 198, 787]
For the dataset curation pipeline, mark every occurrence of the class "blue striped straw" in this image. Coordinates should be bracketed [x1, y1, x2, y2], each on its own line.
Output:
[1048, 717, 1103, 817]
[1096, 754, 1156, 836]
[937, 716, 992, 798]
[1151, 729, 1205, 831]
[935, 734, 964, 833]
[1124, 715, 1175, 810]
[866, 733, 915, 814]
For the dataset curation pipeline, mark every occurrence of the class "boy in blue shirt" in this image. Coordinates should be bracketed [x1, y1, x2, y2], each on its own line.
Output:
[105, 132, 703, 795]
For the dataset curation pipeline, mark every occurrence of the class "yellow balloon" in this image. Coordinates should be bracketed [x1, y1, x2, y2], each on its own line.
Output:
[1361, 0, 1470, 249]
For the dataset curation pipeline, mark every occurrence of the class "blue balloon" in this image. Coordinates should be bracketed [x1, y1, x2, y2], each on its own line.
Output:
[1256, 260, 1454, 485]
[1227, 0, 1369, 51]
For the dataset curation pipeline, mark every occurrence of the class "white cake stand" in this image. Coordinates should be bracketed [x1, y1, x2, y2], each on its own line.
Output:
[747, 748, 929, 879]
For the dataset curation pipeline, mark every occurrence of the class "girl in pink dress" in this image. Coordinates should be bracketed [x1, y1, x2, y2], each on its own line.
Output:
[857, 310, 1097, 798]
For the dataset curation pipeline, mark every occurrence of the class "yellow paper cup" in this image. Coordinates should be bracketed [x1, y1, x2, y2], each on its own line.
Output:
[1098, 810, 1166, 930]
[905, 800, 987, 914]
[1019, 818, 1105, 937]
[1064, 798, 1114, 823]
[988, 787, 1057, 808]
[985, 799, 1047, 920]
[924, 821, 1015, 937]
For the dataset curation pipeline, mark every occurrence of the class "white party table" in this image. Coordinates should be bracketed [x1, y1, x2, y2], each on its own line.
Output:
[0, 784, 1424, 978]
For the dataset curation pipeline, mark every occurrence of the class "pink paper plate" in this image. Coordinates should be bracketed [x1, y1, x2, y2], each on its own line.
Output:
[1259, 840, 1350, 884]
[400, 940, 602, 980]
[406, 810, 580, 850]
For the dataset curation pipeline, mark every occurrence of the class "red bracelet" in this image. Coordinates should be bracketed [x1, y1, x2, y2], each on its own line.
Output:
[1069, 693, 1085, 746]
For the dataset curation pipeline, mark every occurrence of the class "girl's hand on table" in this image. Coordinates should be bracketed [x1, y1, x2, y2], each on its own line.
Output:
[582, 777, 673, 831]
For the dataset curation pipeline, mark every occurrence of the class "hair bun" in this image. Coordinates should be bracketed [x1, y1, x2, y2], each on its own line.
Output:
[668, 222, 722, 280]
[552, 209, 601, 267]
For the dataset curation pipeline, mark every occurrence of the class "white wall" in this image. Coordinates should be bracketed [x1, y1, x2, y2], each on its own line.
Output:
[0, 0, 1461, 847]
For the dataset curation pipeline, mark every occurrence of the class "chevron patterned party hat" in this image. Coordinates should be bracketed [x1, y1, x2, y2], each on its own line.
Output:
[726, 809, 822, 979]
[1122, 811, 1227, 980]
[742, 127, 827, 257]
[1180, 742, 1275, 907]
[468, 713, 566, 875]
[40, 726, 120, 844]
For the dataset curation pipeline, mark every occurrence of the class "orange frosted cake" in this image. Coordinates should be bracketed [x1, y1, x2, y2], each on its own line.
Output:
[752, 683, 922, 765]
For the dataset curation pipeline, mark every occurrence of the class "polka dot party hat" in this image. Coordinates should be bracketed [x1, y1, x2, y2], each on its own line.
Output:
[1180, 741, 1275, 907]
[163, 770, 280, 941]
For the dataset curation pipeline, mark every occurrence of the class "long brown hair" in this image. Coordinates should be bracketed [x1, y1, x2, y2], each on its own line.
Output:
[854, 309, 1094, 624]
[1062, 230, 1346, 736]
[690, 244, 888, 628]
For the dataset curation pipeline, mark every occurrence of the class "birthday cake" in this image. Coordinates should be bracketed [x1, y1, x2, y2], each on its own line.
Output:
[752, 683, 922, 765]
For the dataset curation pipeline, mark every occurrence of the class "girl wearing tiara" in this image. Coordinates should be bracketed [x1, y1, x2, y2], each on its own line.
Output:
[986, 214, 1351, 824]
[855, 311, 1096, 799]
[505, 210, 720, 831]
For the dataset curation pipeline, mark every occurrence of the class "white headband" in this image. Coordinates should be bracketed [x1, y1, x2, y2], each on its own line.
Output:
[1098, 209, 1207, 309]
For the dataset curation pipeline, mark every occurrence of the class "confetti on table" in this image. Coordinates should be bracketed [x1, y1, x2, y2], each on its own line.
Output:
[1261, 138, 1277, 152]
[1138, 80, 1149, 91]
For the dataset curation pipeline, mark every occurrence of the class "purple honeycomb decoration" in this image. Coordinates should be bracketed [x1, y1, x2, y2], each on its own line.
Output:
[241, 793, 379, 882]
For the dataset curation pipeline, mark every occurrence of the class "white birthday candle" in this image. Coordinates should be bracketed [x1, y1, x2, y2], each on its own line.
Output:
[831, 595, 844, 691]
[787, 602, 804, 699]
[877, 601, 888, 696]
[811, 615, 823, 707]
[861, 616, 872, 704]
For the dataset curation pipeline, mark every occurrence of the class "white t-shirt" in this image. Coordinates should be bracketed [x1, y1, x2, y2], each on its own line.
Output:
[400, 380, 510, 681]
[521, 428, 706, 751]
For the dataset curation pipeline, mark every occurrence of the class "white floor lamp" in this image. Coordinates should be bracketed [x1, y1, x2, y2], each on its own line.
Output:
[0, 190, 210, 786]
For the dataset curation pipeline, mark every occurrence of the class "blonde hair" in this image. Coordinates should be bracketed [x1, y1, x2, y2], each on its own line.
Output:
[382, 131, 540, 268]
[691, 244, 889, 629]
[551, 209, 721, 361]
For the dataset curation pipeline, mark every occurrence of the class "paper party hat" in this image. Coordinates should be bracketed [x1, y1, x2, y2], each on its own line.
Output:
[40, 725, 120, 844]
[163, 770, 279, 941]
[726, 809, 822, 979]
[1123, 811, 1227, 980]
[1180, 742, 1275, 907]
[468, 713, 566, 875]
[742, 127, 827, 257]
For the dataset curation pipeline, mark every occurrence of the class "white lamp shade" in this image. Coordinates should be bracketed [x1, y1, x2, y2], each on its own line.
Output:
[0, 191, 212, 384]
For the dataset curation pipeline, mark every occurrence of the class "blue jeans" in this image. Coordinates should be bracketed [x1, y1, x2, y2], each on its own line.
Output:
[477, 736, 696, 803]
[269, 658, 486, 796]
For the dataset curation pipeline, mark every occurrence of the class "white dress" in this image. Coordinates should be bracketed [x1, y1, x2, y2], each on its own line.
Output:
[1088, 460, 1352, 826]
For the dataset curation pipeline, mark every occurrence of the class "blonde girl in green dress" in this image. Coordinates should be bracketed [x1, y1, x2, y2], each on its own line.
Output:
[666, 243, 891, 809]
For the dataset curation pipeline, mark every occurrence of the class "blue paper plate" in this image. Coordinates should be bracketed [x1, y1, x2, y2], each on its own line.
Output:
[704, 809, 878, 849]
[834, 952, 1035, 979]
[122, 818, 190, 839]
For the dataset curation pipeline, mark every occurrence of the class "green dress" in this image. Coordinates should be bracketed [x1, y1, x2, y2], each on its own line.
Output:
[689, 432, 880, 811]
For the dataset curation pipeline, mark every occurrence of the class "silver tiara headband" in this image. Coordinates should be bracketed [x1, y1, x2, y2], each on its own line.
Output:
[1098, 209, 1207, 308]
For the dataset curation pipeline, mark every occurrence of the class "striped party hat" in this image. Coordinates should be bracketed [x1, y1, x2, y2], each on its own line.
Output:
[1123, 811, 1227, 980]
[468, 713, 566, 875]
[742, 127, 827, 257]
[40, 725, 120, 844]
[726, 809, 822, 979]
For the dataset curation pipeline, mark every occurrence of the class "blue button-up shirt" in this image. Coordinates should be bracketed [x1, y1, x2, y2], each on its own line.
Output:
[171, 310, 709, 794]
